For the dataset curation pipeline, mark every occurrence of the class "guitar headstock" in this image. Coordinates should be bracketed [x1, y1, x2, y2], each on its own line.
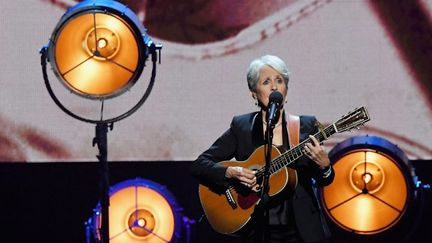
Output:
[334, 106, 370, 133]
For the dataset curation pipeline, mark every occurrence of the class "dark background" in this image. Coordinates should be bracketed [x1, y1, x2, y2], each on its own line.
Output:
[0, 160, 430, 243]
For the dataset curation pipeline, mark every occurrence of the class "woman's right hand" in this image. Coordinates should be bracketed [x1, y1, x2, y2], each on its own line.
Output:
[225, 166, 258, 190]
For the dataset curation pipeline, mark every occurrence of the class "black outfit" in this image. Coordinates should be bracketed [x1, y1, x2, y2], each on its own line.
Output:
[190, 111, 334, 243]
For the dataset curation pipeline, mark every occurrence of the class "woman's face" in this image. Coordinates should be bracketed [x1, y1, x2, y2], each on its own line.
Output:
[252, 65, 288, 109]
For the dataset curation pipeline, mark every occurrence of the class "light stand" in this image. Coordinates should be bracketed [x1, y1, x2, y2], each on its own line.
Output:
[93, 122, 111, 242]
[39, 1, 162, 242]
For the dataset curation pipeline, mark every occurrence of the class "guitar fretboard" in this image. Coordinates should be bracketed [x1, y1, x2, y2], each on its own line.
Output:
[255, 123, 336, 178]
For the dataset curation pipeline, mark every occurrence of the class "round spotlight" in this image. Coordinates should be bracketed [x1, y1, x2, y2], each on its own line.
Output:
[320, 135, 415, 235]
[47, 0, 150, 99]
[92, 178, 182, 242]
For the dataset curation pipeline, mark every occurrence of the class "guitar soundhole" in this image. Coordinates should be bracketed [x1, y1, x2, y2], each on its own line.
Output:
[237, 192, 260, 209]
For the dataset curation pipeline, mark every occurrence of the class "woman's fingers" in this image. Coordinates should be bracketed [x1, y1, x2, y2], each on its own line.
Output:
[302, 136, 330, 168]
[241, 176, 256, 186]
[304, 135, 325, 156]
[309, 135, 320, 146]
[228, 166, 257, 187]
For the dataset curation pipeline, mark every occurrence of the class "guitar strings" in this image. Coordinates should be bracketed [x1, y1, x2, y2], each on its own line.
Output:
[255, 124, 335, 179]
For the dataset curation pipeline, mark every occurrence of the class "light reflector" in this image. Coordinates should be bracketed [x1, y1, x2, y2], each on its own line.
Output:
[321, 135, 414, 235]
[48, 0, 148, 99]
[92, 178, 182, 243]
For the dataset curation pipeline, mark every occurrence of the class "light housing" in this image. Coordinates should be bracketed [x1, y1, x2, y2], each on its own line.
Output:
[47, 0, 152, 99]
[92, 178, 182, 242]
[321, 135, 415, 235]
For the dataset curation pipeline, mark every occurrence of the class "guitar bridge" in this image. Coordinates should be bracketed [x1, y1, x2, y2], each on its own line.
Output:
[225, 188, 237, 209]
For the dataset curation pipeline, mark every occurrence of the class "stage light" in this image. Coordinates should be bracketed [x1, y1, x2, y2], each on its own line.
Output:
[91, 178, 183, 243]
[46, 0, 152, 99]
[320, 135, 416, 235]
[40, 0, 162, 124]
[40, 2, 162, 243]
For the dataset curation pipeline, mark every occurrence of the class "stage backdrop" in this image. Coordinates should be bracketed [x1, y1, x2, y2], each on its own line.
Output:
[0, 0, 431, 162]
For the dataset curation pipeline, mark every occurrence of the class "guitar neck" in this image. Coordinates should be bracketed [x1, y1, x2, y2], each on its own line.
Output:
[266, 123, 337, 176]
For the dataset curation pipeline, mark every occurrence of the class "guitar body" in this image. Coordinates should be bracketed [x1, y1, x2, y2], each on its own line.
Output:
[198, 145, 298, 235]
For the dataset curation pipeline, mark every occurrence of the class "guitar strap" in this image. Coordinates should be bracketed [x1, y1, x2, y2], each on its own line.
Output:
[287, 114, 300, 148]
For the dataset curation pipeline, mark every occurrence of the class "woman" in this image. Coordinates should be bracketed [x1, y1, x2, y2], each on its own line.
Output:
[190, 55, 334, 243]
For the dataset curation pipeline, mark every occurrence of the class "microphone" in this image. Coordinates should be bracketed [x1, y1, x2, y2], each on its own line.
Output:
[266, 91, 283, 127]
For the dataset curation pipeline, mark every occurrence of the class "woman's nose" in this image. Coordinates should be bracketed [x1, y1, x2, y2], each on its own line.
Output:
[271, 82, 278, 91]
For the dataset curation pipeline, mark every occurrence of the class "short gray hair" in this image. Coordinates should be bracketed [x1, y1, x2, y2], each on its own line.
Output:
[246, 55, 290, 91]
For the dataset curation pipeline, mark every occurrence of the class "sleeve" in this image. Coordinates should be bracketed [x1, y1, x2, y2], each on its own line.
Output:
[303, 116, 335, 186]
[314, 164, 335, 186]
[189, 119, 238, 188]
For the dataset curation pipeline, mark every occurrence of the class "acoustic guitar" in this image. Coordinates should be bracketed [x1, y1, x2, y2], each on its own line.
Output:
[198, 107, 370, 235]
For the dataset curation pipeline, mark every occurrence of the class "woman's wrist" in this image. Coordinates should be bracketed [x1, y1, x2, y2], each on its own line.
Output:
[320, 165, 332, 178]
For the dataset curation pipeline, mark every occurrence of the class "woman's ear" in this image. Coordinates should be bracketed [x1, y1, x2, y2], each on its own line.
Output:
[250, 91, 259, 106]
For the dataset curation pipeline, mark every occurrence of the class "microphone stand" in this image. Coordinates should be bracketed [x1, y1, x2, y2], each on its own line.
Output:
[256, 119, 276, 243]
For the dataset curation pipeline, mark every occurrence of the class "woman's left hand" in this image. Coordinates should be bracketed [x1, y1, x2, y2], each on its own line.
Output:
[303, 135, 330, 169]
